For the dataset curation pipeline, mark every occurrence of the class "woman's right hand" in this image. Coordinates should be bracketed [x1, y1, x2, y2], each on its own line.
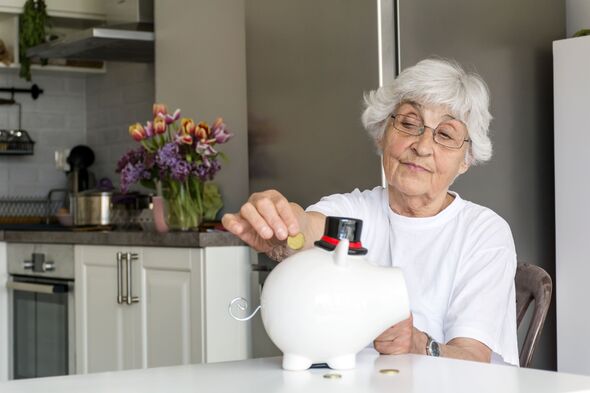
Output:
[221, 190, 306, 254]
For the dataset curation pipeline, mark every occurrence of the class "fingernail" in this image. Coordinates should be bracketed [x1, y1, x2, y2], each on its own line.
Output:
[288, 224, 298, 234]
[276, 228, 287, 239]
[261, 226, 273, 238]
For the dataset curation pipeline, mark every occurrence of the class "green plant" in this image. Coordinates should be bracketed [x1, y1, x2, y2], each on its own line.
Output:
[19, 0, 49, 81]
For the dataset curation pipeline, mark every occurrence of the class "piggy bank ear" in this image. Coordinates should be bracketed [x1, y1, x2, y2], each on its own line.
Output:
[333, 239, 350, 267]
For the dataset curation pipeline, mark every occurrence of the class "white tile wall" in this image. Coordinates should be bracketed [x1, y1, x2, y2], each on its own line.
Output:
[0, 69, 86, 197]
[86, 63, 155, 188]
[0, 62, 155, 197]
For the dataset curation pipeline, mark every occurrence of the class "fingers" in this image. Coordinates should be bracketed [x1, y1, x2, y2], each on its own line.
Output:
[246, 190, 297, 240]
[222, 213, 242, 234]
[373, 317, 415, 355]
[222, 190, 300, 247]
[222, 213, 271, 252]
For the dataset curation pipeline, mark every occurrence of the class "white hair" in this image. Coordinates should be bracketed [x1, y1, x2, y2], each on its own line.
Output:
[361, 58, 493, 165]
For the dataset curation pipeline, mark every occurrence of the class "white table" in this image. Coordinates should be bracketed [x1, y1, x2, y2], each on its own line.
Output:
[2, 349, 590, 393]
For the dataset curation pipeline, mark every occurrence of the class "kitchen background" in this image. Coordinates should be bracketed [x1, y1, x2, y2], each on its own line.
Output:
[0, 63, 153, 196]
[0, 0, 581, 374]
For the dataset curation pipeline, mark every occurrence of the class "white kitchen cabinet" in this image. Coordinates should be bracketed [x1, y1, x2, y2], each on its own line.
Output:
[202, 247, 252, 363]
[554, 35, 590, 375]
[0, 2, 106, 75]
[75, 245, 141, 373]
[0, 0, 105, 20]
[75, 245, 251, 374]
[140, 247, 203, 368]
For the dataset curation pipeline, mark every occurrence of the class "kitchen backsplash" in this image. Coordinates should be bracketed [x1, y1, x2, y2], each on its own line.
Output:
[0, 63, 154, 197]
[86, 63, 154, 186]
[0, 70, 86, 196]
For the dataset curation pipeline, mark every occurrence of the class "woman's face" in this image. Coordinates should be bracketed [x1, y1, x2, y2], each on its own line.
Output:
[380, 101, 470, 202]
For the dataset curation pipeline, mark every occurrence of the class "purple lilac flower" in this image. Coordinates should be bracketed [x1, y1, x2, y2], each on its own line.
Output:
[116, 147, 143, 173]
[194, 159, 221, 181]
[171, 160, 192, 182]
[155, 142, 181, 169]
[120, 162, 150, 193]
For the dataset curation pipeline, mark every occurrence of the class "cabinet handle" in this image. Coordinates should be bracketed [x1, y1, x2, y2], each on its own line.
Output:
[125, 252, 140, 305]
[116, 252, 123, 304]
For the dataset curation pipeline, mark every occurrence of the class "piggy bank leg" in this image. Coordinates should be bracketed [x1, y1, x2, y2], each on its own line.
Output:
[282, 354, 313, 371]
[327, 354, 356, 370]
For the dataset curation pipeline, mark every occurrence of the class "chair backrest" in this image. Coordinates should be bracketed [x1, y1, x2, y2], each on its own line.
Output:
[515, 263, 552, 368]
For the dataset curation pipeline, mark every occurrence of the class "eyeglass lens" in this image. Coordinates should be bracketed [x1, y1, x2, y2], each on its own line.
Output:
[392, 114, 467, 148]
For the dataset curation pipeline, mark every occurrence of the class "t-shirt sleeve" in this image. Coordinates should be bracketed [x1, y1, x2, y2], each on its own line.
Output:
[443, 216, 518, 365]
[305, 188, 371, 221]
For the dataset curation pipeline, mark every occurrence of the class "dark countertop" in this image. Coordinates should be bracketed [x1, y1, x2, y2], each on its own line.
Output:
[0, 229, 245, 248]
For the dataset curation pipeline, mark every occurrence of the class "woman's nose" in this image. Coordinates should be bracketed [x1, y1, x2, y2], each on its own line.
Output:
[411, 127, 435, 155]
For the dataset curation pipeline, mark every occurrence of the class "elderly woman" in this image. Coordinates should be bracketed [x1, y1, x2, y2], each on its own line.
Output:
[222, 58, 518, 366]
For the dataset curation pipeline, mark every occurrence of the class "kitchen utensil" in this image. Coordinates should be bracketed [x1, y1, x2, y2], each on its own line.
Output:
[66, 145, 94, 169]
[70, 190, 150, 227]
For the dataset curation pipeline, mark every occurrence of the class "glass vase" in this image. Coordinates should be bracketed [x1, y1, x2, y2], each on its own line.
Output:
[161, 179, 203, 231]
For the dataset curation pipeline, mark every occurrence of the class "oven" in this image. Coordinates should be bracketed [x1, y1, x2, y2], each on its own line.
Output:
[6, 244, 75, 379]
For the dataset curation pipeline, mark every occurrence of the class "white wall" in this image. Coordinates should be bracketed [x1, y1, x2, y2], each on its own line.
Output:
[0, 70, 86, 196]
[155, 0, 249, 214]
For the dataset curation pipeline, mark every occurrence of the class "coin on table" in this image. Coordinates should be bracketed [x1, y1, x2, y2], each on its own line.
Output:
[323, 373, 342, 379]
[287, 233, 305, 250]
[379, 369, 400, 375]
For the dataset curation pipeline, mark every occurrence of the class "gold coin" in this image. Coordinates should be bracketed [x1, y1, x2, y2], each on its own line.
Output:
[379, 369, 400, 375]
[323, 373, 342, 379]
[287, 233, 305, 250]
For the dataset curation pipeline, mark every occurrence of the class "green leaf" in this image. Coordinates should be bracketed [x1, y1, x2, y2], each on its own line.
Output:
[19, 0, 49, 81]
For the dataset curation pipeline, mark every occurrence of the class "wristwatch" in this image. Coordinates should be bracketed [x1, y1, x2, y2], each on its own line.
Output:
[425, 332, 441, 357]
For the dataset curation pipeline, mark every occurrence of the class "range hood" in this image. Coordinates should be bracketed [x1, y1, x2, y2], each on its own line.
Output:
[27, 23, 154, 63]
[26, 0, 154, 63]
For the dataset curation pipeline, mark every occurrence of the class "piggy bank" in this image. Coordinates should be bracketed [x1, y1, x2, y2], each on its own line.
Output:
[230, 216, 409, 371]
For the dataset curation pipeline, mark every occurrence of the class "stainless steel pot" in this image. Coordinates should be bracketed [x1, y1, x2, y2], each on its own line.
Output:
[70, 191, 151, 227]
[70, 191, 113, 226]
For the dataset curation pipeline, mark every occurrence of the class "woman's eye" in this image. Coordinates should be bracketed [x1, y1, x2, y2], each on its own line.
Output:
[402, 122, 418, 128]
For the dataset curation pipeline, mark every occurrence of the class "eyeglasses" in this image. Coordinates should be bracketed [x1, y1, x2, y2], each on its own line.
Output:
[390, 114, 470, 149]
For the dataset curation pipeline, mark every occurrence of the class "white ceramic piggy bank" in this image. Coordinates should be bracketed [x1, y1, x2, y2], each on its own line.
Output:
[230, 216, 409, 371]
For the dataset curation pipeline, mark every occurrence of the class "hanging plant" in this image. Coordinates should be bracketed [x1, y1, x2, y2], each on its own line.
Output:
[19, 0, 49, 81]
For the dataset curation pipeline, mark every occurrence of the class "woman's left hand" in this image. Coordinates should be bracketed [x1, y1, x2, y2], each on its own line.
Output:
[373, 314, 425, 355]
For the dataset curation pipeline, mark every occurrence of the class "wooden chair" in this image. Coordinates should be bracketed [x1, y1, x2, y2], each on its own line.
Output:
[515, 263, 552, 368]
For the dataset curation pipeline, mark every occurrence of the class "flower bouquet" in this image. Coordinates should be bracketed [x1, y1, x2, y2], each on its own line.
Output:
[116, 104, 233, 231]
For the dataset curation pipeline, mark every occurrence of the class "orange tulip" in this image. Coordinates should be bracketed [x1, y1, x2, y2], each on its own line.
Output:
[153, 116, 167, 135]
[195, 121, 210, 141]
[177, 134, 193, 145]
[181, 118, 196, 135]
[153, 103, 168, 118]
[129, 123, 146, 141]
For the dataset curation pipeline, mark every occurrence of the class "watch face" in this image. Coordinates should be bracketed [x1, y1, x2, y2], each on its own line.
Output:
[431, 341, 441, 357]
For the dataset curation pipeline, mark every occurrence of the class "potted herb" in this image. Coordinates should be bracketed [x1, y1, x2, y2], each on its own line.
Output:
[19, 0, 49, 81]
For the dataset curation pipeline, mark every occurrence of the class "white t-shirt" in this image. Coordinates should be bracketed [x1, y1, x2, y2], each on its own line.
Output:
[306, 186, 519, 366]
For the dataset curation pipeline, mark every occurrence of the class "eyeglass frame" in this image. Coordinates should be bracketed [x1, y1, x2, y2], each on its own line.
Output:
[389, 113, 471, 149]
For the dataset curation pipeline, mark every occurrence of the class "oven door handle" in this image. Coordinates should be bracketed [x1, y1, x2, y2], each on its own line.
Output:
[6, 281, 68, 294]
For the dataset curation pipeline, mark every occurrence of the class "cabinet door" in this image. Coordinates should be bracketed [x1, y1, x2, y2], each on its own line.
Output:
[75, 246, 141, 374]
[0, 1, 105, 20]
[203, 246, 251, 363]
[140, 247, 204, 368]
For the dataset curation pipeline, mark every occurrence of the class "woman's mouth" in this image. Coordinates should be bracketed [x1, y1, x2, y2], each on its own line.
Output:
[403, 162, 430, 172]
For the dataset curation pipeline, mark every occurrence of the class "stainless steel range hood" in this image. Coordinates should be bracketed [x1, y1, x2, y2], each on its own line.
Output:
[26, 23, 154, 63]
[26, 0, 154, 63]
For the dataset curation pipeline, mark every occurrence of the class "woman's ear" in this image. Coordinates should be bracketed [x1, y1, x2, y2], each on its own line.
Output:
[458, 160, 469, 175]
[376, 137, 384, 151]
